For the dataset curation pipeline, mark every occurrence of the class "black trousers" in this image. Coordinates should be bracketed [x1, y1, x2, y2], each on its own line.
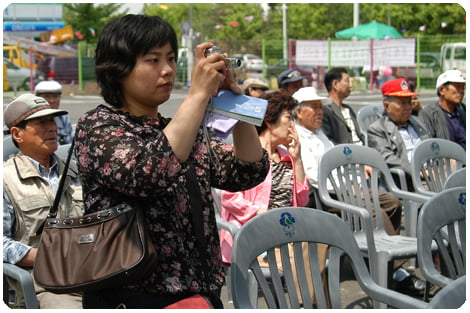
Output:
[83, 288, 223, 309]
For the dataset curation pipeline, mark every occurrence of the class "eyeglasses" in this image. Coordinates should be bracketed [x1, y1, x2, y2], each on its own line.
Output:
[252, 87, 268, 91]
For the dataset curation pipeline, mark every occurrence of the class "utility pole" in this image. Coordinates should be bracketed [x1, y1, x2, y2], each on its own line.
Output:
[353, 3, 359, 27]
[282, 3, 287, 61]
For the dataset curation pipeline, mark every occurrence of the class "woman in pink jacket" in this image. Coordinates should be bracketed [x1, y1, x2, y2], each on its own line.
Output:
[220, 91, 309, 264]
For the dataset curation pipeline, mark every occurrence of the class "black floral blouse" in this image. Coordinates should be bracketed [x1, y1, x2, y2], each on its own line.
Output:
[74, 104, 269, 296]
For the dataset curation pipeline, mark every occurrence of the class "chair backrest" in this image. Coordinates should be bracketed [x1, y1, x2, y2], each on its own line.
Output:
[3, 135, 18, 162]
[317, 144, 429, 238]
[444, 167, 466, 190]
[411, 138, 466, 196]
[230, 207, 427, 309]
[55, 143, 73, 160]
[417, 187, 466, 287]
[317, 144, 399, 235]
[356, 105, 382, 145]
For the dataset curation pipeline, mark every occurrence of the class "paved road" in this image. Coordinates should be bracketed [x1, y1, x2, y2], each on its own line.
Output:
[3, 87, 441, 126]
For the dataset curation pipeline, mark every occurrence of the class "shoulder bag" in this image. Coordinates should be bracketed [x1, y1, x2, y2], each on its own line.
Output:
[33, 142, 158, 293]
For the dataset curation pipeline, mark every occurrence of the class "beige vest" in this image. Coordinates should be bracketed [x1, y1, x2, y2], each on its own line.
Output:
[3, 154, 84, 307]
[3, 154, 84, 248]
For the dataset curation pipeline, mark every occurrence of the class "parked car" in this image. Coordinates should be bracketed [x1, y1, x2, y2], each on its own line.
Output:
[35, 56, 95, 84]
[419, 52, 441, 79]
[266, 58, 289, 79]
[3, 57, 34, 90]
[234, 54, 263, 73]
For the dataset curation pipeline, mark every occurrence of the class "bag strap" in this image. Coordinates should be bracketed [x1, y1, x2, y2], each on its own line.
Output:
[185, 164, 211, 277]
[36, 140, 75, 235]
[49, 140, 75, 218]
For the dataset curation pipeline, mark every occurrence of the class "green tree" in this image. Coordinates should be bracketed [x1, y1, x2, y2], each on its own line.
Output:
[359, 3, 465, 36]
[63, 3, 127, 43]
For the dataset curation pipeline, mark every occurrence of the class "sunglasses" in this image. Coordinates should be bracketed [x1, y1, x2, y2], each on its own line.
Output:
[286, 70, 302, 78]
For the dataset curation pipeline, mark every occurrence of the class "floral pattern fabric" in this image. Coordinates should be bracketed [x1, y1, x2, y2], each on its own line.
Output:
[74, 104, 269, 296]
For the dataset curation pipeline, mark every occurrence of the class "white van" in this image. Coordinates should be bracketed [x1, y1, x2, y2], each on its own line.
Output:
[440, 42, 466, 74]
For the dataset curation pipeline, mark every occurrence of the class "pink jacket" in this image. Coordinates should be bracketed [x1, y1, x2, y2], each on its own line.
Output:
[220, 145, 310, 263]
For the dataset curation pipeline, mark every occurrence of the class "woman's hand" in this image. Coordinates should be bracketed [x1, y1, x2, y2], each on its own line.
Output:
[287, 124, 301, 161]
[287, 124, 306, 183]
[189, 42, 227, 98]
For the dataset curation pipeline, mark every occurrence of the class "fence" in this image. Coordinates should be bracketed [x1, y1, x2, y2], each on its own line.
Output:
[9, 34, 461, 94]
[198, 34, 465, 91]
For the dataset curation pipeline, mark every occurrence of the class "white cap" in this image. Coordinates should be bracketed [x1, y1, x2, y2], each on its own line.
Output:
[436, 70, 466, 90]
[292, 87, 326, 103]
[35, 80, 63, 95]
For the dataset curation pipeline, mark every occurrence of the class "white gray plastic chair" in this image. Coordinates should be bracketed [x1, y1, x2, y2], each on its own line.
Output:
[3, 263, 39, 308]
[426, 275, 466, 309]
[417, 187, 466, 288]
[356, 105, 382, 145]
[443, 167, 466, 190]
[317, 144, 430, 308]
[3, 135, 18, 162]
[411, 138, 466, 197]
[55, 143, 73, 160]
[230, 207, 430, 309]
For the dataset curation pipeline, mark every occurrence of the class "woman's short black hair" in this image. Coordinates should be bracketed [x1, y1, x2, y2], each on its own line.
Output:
[95, 14, 178, 107]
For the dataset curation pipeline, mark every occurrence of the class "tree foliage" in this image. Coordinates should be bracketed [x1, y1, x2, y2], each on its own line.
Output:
[63, 3, 465, 44]
[62, 3, 128, 43]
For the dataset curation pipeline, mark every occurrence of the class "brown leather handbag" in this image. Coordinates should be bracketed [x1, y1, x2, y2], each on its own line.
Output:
[34, 204, 157, 293]
[33, 142, 157, 293]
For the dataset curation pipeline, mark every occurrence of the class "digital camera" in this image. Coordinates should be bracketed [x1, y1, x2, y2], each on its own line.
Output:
[204, 46, 241, 68]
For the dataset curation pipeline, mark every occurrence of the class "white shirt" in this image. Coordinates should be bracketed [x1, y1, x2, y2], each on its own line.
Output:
[295, 124, 335, 190]
[341, 106, 362, 145]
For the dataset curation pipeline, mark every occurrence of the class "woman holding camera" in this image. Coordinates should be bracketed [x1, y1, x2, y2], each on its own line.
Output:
[74, 14, 269, 309]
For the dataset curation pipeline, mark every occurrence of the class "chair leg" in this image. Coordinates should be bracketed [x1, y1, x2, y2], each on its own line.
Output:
[371, 258, 393, 309]
[423, 281, 431, 302]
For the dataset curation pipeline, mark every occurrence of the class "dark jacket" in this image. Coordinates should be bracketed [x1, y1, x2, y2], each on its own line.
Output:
[367, 115, 429, 176]
[321, 98, 364, 145]
[418, 101, 466, 140]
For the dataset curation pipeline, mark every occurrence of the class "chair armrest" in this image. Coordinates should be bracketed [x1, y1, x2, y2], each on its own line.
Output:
[3, 263, 39, 309]
[390, 168, 408, 191]
[216, 216, 239, 238]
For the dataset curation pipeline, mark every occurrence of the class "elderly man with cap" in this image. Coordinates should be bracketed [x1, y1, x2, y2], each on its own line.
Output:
[277, 69, 305, 96]
[35, 80, 73, 145]
[368, 78, 429, 188]
[418, 70, 466, 150]
[3, 94, 84, 308]
[242, 77, 269, 98]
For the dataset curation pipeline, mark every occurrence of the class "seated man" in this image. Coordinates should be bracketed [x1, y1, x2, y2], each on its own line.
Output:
[418, 70, 466, 150]
[278, 69, 305, 96]
[321, 67, 364, 145]
[367, 78, 429, 190]
[242, 77, 269, 98]
[3, 94, 84, 308]
[35, 80, 74, 145]
[293, 86, 425, 296]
